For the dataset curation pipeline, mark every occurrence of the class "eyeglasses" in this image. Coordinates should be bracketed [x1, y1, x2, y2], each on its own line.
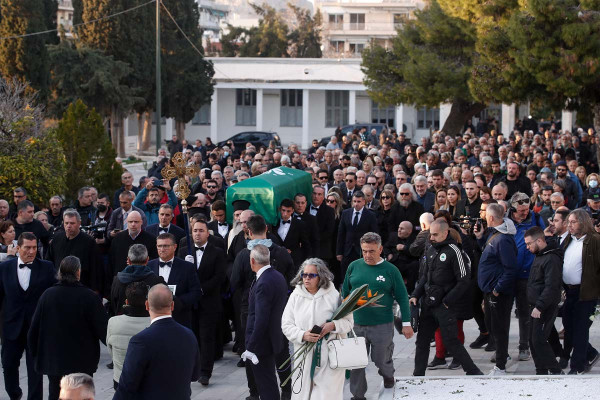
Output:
[301, 273, 319, 280]
[207, 186, 218, 189]
[326, 199, 336, 203]
[345, 179, 354, 182]
[513, 199, 530, 205]
[381, 196, 391, 199]
[557, 168, 567, 172]
[399, 192, 411, 196]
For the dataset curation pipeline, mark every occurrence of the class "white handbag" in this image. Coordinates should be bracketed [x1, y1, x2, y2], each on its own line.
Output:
[327, 330, 369, 370]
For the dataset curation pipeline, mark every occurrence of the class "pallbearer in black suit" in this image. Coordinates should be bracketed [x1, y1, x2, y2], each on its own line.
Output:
[336, 191, 379, 279]
[308, 186, 336, 262]
[242, 244, 288, 400]
[207, 200, 230, 240]
[178, 220, 226, 386]
[147, 233, 201, 329]
[272, 199, 312, 267]
[145, 204, 185, 246]
[0, 232, 56, 400]
[293, 194, 319, 258]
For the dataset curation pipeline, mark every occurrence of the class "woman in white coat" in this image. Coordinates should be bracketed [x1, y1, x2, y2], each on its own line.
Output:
[282, 258, 354, 400]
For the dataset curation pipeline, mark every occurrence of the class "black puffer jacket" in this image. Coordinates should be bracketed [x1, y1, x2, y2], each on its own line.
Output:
[412, 237, 472, 319]
[527, 239, 563, 311]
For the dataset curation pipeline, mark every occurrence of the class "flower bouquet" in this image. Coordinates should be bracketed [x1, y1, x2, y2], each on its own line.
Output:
[279, 284, 384, 386]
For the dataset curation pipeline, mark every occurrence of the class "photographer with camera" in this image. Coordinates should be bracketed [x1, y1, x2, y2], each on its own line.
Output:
[410, 219, 483, 376]
[47, 209, 104, 295]
[582, 190, 600, 232]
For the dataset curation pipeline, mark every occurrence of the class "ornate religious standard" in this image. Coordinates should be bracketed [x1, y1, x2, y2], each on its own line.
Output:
[161, 152, 200, 255]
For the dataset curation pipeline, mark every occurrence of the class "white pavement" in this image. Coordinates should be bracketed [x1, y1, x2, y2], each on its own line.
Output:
[3, 309, 599, 399]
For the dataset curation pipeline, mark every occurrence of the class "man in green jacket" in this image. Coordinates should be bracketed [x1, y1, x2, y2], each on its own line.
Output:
[342, 232, 414, 400]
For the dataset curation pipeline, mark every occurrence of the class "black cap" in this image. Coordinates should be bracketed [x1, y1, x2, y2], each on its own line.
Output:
[185, 194, 197, 205]
[589, 190, 600, 202]
[232, 199, 251, 212]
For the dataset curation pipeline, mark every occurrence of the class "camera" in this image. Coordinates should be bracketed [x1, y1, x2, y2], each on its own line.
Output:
[81, 222, 108, 239]
[457, 216, 485, 235]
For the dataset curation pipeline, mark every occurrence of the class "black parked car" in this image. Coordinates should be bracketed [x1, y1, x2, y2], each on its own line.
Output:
[218, 131, 281, 150]
[318, 123, 390, 146]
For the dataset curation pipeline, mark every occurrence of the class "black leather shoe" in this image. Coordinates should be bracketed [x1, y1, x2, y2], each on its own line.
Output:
[245, 396, 259, 400]
[281, 391, 292, 400]
[106, 362, 114, 369]
[198, 376, 209, 386]
[383, 377, 395, 388]
[469, 334, 490, 349]
[237, 358, 245, 367]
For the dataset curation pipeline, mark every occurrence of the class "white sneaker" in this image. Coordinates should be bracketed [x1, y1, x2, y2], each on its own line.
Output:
[488, 366, 506, 376]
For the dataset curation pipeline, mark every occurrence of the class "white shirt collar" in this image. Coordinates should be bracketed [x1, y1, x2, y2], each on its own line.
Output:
[159, 224, 170, 230]
[150, 315, 172, 325]
[354, 207, 364, 214]
[17, 256, 30, 267]
[256, 265, 271, 280]
[571, 234, 586, 242]
[159, 257, 174, 264]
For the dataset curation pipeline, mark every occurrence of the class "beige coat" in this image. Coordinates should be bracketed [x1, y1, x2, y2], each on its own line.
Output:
[106, 314, 151, 382]
[282, 284, 354, 400]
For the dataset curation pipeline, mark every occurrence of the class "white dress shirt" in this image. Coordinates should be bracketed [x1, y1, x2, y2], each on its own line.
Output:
[17, 256, 32, 291]
[150, 315, 172, 325]
[217, 223, 229, 238]
[195, 242, 207, 269]
[256, 265, 271, 281]
[309, 205, 319, 217]
[158, 224, 170, 235]
[352, 207, 364, 225]
[158, 257, 174, 283]
[277, 219, 292, 241]
[558, 230, 569, 246]
[563, 235, 585, 285]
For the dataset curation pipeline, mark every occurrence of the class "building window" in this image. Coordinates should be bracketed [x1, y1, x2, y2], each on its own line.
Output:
[349, 43, 365, 55]
[329, 40, 344, 53]
[328, 14, 343, 30]
[417, 107, 440, 130]
[371, 101, 395, 127]
[192, 103, 211, 125]
[326, 90, 349, 128]
[151, 112, 166, 125]
[236, 89, 256, 126]
[349, 13, 365, 30]
[280, 89, 303, 127]
[393, 13, 409, 28]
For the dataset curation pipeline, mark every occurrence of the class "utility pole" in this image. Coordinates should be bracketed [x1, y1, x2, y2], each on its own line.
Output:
[155, 0, 161, 155]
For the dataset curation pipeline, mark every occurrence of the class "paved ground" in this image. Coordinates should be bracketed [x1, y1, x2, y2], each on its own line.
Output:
[4, 310, 599, 399]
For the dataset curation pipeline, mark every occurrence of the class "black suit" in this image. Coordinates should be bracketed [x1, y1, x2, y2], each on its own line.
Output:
[246, 267, 288, 400]
[145, 223, 186, 247]
[178, 243, 226, 378]
[272, 218, 312, 267]
[147, 257, 201, 329]
[113, 317, 200, 400]
[294, 212, 319, 260]
[336, 207, 379, 278]
[207, 220, 230, 241]
[339, 183, 358, 207]
[309, 204, 336, 259]
[109, 230, 158, 276]
[0, 258, 56, 400]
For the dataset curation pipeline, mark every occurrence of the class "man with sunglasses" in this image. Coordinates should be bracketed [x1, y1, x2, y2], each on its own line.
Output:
[205, 179, 223, 204]
[555, 161, 580, 209]
[508, 192, 546, 362]
[340, 172, 358, 207]
[317, 169, 331, 193]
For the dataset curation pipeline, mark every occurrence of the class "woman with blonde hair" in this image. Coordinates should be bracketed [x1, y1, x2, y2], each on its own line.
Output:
[434, 188, 448, 212]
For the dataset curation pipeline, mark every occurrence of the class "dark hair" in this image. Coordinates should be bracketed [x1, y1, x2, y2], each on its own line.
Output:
[212, 200, 226, 212]
[280, 198, 294, 209]
[345, 171, 356, 179]
[433, 210, 452, 225]
[192, 219, 209, 231]
[524, 226, 545, 240]
[17, 232, 37, 246]
[352, 190, 365, 200]
[247, 215, 267, 235]
[0, 221, 14, 245]
[148, 187, 159, 194]
[207, 179, 218, 186]
[17, 200, 34, 212]
[98, 193, 110, 202]
[294, 193, 307, 202]
[125, 281, 148, 308]
[431, 169, 443, 178]
[156, 232, 176, 244]
[14, 187, 27, 195]
[58, 256, 81, 283]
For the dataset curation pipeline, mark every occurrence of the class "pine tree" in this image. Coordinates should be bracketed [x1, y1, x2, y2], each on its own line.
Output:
[42, 0, 59, 44]
[0, 0, 50, 100]
[288, 4, 322, 58]
[361, 0, 485, 136]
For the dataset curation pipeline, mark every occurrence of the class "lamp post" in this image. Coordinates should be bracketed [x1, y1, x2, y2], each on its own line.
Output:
[155, 0, 161, 155]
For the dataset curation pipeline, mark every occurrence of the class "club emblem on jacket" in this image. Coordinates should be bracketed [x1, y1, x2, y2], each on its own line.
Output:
[376, 275, 385, 282]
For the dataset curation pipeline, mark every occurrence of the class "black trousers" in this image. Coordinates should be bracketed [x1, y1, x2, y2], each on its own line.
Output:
[414, 304, 481, 376]
[514, 279, 530, 351]
[471, 280, 487, 334]
[193, 311, 219, 378]
[528, 305, 561, 374]
[486, 292, 513, 370]
[251, 353, 280, 400]
[563, 286, 598, 372]
[232, 291, 244, 354]
[1, 326, 42, 400]
[341, 249, 360, 284]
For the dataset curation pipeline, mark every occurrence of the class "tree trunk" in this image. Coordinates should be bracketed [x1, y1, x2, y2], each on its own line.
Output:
[110, 106, 119, 154]
[118, 117, 126, 158]
[593, 104, 600, 168]
[175, 120, 186, 140]
[136, 113, 144, 152]
[141, 110, 152, 151]
[440, 100, 487, 137]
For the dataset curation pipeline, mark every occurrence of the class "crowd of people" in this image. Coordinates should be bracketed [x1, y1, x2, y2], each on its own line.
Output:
[0, 124, 599, 399]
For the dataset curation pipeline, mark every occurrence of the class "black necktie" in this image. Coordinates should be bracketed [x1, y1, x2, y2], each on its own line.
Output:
[353, 211, 359, 227]
[19, 263, 31, 269]
[218, 222, 228, 227]
[159, 261, 172, 268]
[348, 190, 352, 199]
[195, 246, 205, 252]
[311, 205, 318, 211]
[281, 220, 290, 225]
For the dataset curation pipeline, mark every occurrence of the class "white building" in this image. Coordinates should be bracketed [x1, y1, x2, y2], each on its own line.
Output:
[57, 0, 74, 38]
[123, 57, 576, 154]
[198, 0, 229, 47]
[317, 0, 425, 57]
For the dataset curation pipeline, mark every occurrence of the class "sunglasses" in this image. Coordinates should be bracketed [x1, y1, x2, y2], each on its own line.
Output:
[381, 196, 391, 199]
[557, 168, 567, 172]
[326, 199, 336, 203]
[301, 273, 319, 280]
[399, 192, 411, 196]
[319, 176, 328, 180]
[345, 179, 354, 182]
[207, 185, 218, 189]
[513, 199, 530, 205]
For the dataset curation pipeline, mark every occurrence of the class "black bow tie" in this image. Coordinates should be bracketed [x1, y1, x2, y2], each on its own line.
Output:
[19, 263, 32, 269]
[195, 246, 205, 252]
[159, 261, 172, 268]
[218, 222, 228, 227]
[311, 205, 319, 210]
[281, 220, 290, 225]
